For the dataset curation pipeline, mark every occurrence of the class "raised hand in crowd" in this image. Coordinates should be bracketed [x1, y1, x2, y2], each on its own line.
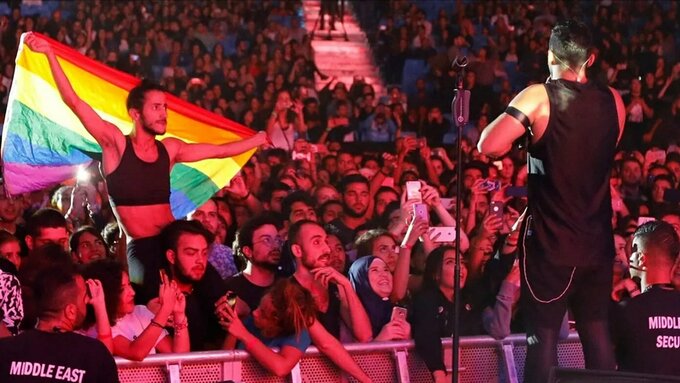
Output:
[479, 213, 503, 240]
[395, 213, 430, 300]
[86, 278, 113, 352]
[375, 316, 411, 341]
[421, 182, 457, 227]
[387, 190, 418, 240]
[223, 174, 263, 214]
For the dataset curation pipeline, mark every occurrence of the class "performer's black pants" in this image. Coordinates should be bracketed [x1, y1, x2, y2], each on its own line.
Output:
[519, 230, 616, 383]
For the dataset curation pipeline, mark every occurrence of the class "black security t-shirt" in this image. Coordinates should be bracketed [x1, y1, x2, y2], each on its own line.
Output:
[611, 286, 680, 376]
[0, 330, 118, 382]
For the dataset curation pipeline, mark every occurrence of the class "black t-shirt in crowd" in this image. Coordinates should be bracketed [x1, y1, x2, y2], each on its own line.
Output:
[224, 273, 275, 312]
[328, 218, 357, 250]
[0, 330, 118, 383]
[611, 286, 680, 376]
[185, 265, 229, 351]
[290, 276, 342, 339]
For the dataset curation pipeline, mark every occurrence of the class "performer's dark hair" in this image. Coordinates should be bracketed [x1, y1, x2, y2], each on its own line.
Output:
[549, 19, 592, 69]
[634, 220, 680, 263]
[161, 219, 214, 252]
[127, 79, 167, 112]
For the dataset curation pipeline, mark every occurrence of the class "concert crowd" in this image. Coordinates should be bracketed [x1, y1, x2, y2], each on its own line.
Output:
[0, 1, 679, 382]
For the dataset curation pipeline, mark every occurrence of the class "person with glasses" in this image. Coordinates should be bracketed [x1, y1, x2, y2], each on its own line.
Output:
[70, 226, 109, 264]
[611, 220, 680, 376]
[222, 214, 284, 317]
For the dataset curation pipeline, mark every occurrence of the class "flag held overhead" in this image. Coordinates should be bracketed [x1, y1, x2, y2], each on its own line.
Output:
[2, 32, 256, 218]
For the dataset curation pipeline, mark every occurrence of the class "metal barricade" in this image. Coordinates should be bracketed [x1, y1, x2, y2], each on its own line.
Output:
[115, 333, 585, 383]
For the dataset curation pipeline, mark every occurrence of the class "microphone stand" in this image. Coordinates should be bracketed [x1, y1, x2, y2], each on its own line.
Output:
[451, 56, 470, 383]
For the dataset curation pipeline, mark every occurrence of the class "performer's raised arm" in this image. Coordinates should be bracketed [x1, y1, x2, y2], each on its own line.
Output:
[24, 33, 121, 149]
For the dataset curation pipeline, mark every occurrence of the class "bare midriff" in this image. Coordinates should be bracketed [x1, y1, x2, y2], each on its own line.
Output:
[113, 204, 175, 240]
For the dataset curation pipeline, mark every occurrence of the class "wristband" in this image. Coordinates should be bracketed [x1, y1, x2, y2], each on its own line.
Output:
[400, 243, 413, 251]
[150, 320, 165, 329]
[236, 192, 251, 202]
[98, 332, 112, 339]
[174, 319, 189, 332]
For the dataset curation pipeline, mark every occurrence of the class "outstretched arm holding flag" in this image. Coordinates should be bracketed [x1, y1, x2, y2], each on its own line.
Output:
[6, 32, 268, 290]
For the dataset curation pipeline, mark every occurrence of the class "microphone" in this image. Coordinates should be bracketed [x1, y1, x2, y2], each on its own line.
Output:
[451, 56, 470, 127]
[452, 56, 468, 68]
[452, 89, 470, 127]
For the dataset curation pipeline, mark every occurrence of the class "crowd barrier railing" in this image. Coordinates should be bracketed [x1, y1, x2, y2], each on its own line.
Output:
[115, 332, 585, 383]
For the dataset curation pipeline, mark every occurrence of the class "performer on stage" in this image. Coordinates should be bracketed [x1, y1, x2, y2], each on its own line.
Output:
[478, 20, 625, 383]
[24, 33, 269, 289]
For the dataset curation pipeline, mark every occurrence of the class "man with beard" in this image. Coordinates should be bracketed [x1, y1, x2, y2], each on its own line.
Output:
[0, 265, 118, 382]
[224, 214, 283, 316]
[26, 34, 269, 292]
[188, 198, 238, 280]
[329, 174, 372, 248]
[285, 220, 373, 383]
[289, 220, 372, 342]
[162, 220, 226, 350]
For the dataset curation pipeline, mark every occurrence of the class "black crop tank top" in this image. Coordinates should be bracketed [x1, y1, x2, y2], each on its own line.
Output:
[105, 136, 171, 206]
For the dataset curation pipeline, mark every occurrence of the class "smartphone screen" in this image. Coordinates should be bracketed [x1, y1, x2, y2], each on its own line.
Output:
[391, 306, 407, 322]
[490, 201, 504, 220]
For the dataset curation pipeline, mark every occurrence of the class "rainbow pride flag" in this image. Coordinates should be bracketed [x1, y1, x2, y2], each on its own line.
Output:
[2, 32, 256, 218]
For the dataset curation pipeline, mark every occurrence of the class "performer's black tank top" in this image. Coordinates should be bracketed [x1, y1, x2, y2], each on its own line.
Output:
[525, 79, 619, 267]
[105, 136, 171, 206]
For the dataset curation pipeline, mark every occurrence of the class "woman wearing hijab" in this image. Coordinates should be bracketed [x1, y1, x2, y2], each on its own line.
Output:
[349, 256, 410, 341]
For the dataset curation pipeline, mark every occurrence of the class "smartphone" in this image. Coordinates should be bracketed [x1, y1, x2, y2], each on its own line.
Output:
[440, 198, 455, 209]
[85, 281, 93, 300]
[637, 216, 655, 226]
[391, 306, 407, 322]
[225, 291, 237, 308]
[506, 186, 528, 197]
[490, 201, 504, 220]
[480, 179, 501, 192]
[429, 226, 456, 242]
[413, 203, 429, 222]
[644, 149, 666, 165]
[406, 181, 422, 202]
[291, 151, 311, 162]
